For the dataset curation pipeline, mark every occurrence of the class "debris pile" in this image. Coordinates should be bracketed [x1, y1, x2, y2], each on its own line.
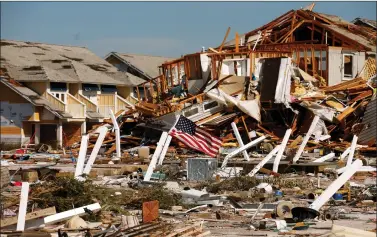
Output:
[1, 5, 377, 237]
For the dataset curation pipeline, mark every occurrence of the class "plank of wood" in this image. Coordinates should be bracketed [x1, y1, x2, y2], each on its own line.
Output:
[166, 222, 203, 237]
[1, 207, 56, 227]
[218, 27, 231, 52]
[235, 32, 239, 53]
[336, 106, 355, 122]
[16, 182, 29, 231]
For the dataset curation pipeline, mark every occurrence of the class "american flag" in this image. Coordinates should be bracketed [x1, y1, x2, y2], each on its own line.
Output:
[169, 115, 222, 158]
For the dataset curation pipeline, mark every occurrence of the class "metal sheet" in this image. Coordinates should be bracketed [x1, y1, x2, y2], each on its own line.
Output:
[187, 158, 218, 181]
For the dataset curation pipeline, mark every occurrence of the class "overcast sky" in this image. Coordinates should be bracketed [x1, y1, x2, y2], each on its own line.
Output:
[1, 2, 376, 57]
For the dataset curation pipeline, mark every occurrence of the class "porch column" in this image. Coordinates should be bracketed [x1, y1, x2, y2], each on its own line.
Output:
[57, 122, 63, 148]
[81, 121, 87, 134]
[34, 124, 40, 144]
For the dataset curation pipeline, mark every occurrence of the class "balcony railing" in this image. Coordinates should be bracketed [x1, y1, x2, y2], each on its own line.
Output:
[46, 92, 66, 112]
[116, 94, 133, 112]
[78, 94, 97, 112]
[67, 93, 85, 118]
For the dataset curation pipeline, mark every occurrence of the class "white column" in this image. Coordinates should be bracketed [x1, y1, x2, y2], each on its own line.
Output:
[221, 136, 266, 169]
[82, 126, 108, 175]
[57, 122, 63, 148]
[247, 145, 281, 177]
[34, 123, 40, 144]
[309, 159, 362, 211]
[109, 109, 121, 158]
[273, 129, 291, 173]
[75, 134, 88, 179]
[16, 182, 30, 231]
[346, 135, 358, 167]
[81, 121, 87, 134]
[144, 132, 168, 181]
[293, 115, 320, 163]
[339, 147, 351, 161]
[158, 135, 172, 165]
[231, 122, 250, 161]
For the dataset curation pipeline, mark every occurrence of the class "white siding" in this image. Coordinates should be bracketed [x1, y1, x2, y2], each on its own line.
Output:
[328, 47, 366, 86]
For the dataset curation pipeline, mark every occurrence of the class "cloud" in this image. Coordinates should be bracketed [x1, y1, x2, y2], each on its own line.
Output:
[80, 37, 186, 58]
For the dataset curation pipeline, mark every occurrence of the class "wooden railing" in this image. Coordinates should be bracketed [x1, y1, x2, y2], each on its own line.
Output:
[46, 92, 66, 111]
[128, 94, 139, 105]
[78, 94, 97, 112]
[98, 94, 115, 118]
[116, 94, 133, 112]
[67, 93, 85, 118]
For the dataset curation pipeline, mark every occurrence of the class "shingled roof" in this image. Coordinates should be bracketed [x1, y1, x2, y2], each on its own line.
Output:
[106, 52, 175, 79]
[0, 40, 143, 86]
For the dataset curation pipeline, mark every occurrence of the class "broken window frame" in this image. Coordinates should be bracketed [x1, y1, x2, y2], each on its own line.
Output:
[342, 53, 354, 80]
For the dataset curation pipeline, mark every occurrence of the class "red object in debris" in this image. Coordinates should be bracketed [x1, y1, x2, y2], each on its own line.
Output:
[142, 200, 159, 223]
[15, 149, 25, 154]
[12, 181, 23, 186]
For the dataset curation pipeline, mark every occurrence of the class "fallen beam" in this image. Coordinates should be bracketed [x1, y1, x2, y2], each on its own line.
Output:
[158, 135, 172, 165]
[109, 109, 121, 158]
[83, 126, 108, 175]
[247, 145, 281, 177]
[346, 135, 358, 167]
[231, 122, 250, 161]
[273, 129, 291, 173]
[339, 147, 351, 161]
[144, 132, 168, 181]
[44, 203, 101, 225]
[74, 134, 88, 179]
[1, 207, 56, 227]
[293, 115, 320, 163]
[309, 159, 363, 211]
[313, 153, 335, 163]
[16, 182, 29, 231]
[221, 136, 266, 169]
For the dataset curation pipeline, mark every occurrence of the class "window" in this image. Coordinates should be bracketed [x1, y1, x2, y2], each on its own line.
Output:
[343, 54, 353, 79]
[82, 84, 99, 92]
[101, 85, 117, 93]
[203, 101, 219, 111]
[184, 108, 199, 118]
[50, 82, 67, 92]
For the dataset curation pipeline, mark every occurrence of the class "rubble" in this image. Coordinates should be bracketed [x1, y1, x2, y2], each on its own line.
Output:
[1, 4, 377, 237]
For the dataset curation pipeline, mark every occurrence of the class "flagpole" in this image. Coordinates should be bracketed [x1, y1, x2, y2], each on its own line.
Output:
[168, 114, 181, 133]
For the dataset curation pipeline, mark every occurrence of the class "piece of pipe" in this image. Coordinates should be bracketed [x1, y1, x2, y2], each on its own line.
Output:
[293, 115, 320, 163]
[339, 147, 351, 161]
[346, 135, 358, 167]
[273, 129, 291, 173]
[231, 122, 250, 161]
[247, 145, 281, 177]
[144, 132, 168, 181]
[221, 136, 266, 169]
[83, 126, 108, 175]
[109, 109, 121, 158]
[16, 182, 29, 231]
[309, 159, 363, 211]
[313, 153, 335, 163]
[158, 135, 172, 165]
[74, 134, 88, 179]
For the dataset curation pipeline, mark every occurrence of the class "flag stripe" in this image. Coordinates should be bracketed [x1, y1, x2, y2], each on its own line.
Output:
[171, 128, 217, 157]
[169, 115, 221, 157]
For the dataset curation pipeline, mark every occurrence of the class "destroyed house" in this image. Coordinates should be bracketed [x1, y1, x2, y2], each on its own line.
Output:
[126, 7, 376, 146]
[0, 40, 141, 148]
[223, 9, 376, 86]
[105, 52, 175, 103]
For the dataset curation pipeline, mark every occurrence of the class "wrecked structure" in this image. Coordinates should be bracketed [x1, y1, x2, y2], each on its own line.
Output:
[1, 4, 376, 237]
